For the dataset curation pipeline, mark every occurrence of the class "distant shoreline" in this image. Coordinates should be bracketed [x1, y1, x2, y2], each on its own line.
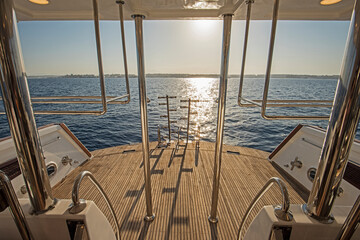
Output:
[27, 73, 339, 80]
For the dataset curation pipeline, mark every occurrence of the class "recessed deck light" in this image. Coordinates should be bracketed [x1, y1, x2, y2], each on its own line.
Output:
[320, 0, 342, 5]
[28, 0, 50, 5]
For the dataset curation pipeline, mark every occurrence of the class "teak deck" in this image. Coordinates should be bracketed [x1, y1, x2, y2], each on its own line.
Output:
[52, 141, 305, 239]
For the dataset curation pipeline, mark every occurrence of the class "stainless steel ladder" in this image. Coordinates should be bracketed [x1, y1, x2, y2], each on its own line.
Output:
[178, 98, 203, 147]
[157, 95, 177, 147]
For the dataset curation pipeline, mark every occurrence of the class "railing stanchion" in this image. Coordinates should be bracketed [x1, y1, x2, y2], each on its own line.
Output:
[238, 0, 253, 106]
[116, 0, 131, 104]
[304, 0, 360, 222]
[261, 0, 279, 119]
[0, 171, 33, 240]
[133, 14, 155, 222]
[336, 195, 360, 240]
[0, 0, 55, 213]
[209, 14, 233, 224]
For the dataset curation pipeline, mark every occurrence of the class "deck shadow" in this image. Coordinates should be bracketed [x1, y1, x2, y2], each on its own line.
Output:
[120, 148, 163, 236]
[121, 220, 142, 231]
[168, 143, 187, 167]
[164, 144, 192, 239]
[209, 222, 219, 240]
[138, 221, 151, 240]
[140, 148, 164, 168]
[125, 190, 142, 198]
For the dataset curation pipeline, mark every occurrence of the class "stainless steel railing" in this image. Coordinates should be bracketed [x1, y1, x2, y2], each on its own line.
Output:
[133, 14, 155, 222]
[116, 0, 131, 104]
[237, 177, 292, 240]
[336, 195, 360, 240]
[304, 0, 360, 222]
[237, 0, 332, 120]
[209, 14, 233, 224]
[0, 0, 130, 115]
[0, 171, 33, 240]
[0, 0, 55, 213]
[69, 171, 120, 240]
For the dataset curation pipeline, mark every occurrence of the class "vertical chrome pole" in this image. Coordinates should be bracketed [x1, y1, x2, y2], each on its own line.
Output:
[92, 0, 107, 113]
[166, 95, 171, 142]
[0, 171, 33, 239]
[238, 0, 253, 105]
[132, 14, 155, 222]
[261, 0, 279, 118]
[336, 195, 360, 240]
[209, 14, 233, 224]
[116, 0, 130, 103]
[0, 0, 55, 213]
[305, 0, 360, 222]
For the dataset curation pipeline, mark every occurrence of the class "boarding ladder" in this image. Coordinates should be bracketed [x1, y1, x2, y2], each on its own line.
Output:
[178, 98, 204, 150]
[157, 95, 178, 147]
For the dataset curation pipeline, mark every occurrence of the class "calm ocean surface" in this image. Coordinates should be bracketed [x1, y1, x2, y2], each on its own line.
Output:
[1, 77, 359, 153]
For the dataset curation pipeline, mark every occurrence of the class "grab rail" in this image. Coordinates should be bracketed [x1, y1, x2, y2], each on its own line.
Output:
[116, 0, 131, 104]
[336, 195, 360, 240]
[237, 177, 292, 240]
[69, 171, 120, 240]
[237, 0, 332, 120]
[0, 0, 130, 115]
[0, 171, 33, 240]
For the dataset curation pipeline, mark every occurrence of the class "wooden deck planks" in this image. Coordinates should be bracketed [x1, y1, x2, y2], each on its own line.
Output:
[52, 141, 304, 239]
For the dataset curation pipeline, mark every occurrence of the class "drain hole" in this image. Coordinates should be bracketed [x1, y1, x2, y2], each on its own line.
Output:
[122, 149, 136, 154]
[227, 150, 240, 155]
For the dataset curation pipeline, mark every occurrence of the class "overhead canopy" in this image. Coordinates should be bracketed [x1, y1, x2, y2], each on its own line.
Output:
[14, 0, 354, 21]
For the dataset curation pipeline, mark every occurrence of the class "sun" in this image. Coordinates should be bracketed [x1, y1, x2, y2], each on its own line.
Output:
[191, 20, 218, 37]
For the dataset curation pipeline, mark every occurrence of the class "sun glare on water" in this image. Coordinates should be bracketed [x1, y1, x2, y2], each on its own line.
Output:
[185, 78, 217, 139]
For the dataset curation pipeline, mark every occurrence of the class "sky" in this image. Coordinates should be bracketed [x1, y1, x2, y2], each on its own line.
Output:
[18, 19, 350, 76]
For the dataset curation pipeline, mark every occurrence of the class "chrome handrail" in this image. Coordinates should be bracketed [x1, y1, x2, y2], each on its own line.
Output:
[133, 14, 155, 222]
[209, 14, 233, 224]
[238, 0, 253, 107]
[0, 171, 33, 240]
[0, 0, 131, 115]
[116, 0, 131, 104]
[237, 0, 331, 120]
[305, 0, 360, 222]
[237, 177, 292, 240]
[69, 171, 121, 240]
[0, 0, 55, 212]
[336, 195, 360, 240]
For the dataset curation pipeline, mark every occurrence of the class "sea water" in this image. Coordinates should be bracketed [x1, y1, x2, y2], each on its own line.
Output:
[0, 77, 358, 153]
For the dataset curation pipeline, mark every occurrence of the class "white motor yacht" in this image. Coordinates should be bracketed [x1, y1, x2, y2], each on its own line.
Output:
[0, 0, 359, 239]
